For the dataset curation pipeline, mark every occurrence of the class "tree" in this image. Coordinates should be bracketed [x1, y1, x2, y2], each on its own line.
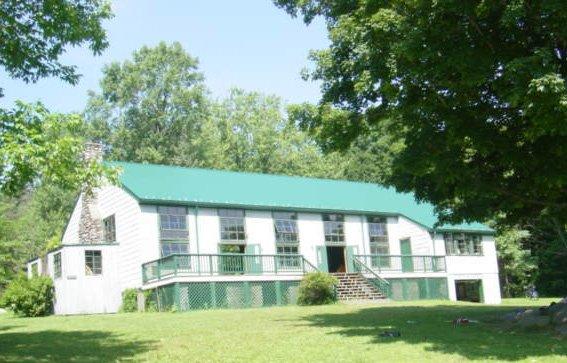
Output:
[276, 0, 567, 231]
[205, 89, 343, 177]
[84, 42, 210, 165]
[85, 43, 343, 179]
[0, 0, 113, 196]
[0, 0, 112, 96]
[495, 228, 537, 297]
[0, 102, 113, 196]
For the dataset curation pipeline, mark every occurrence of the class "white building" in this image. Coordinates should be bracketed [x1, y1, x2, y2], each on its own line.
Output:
[28, 161, 501, 314]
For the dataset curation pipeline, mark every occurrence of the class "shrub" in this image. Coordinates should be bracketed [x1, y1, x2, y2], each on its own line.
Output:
[120, 288, 139, 312]
[297, 272, 338, 305]
[0, 275, 54, 317]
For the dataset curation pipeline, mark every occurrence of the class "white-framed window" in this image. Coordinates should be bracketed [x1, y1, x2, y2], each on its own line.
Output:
[273, 211, 299, 243]
[85, 250, 102, 275]
[368, 216, 390, 268]
[102, 215, 116, 243]
[160, 241, 189, 257]
[53, 252, 62, 279]
[158, 206, 188, 240]
[444, 233, 483, 256]
[219, 209, 246, 243]
[323, 213, 345, 244]
[276, 245, 300, 268]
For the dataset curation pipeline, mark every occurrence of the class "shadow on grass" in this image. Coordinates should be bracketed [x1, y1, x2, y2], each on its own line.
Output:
[0, 329, 155, 362]
[299, 303, 566, 361]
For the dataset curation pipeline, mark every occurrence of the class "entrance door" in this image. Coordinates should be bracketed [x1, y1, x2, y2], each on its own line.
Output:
[326, 246, 346, 273]
[400, 238, 414, 272]
[219, 244, 245, 274]
[455, 280, 482, 302]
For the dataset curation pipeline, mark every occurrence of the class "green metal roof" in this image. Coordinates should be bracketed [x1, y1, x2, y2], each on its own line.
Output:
[111, 161, 492, 234]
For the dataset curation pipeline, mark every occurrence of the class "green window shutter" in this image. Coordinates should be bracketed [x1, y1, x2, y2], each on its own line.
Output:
[316, 246, 328, 272]
[346, 246, 358, 272]
[245, 244, 262, 274]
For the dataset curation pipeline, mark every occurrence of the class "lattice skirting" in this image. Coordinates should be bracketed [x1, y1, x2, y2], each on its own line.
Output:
[375, 277, 449, 300]
[149, 280, 300, 312]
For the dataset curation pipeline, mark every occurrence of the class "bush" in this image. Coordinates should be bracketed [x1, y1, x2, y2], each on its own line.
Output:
[0, 275, 54, 317]
[297, 272, 338, 305]
[120, 288, 138, 312]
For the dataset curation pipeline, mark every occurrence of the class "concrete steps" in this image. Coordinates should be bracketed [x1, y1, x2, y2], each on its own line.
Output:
[331, 272, 386, 301]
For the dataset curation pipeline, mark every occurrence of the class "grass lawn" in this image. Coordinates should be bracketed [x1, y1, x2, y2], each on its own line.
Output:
[0, 298, 565, 362]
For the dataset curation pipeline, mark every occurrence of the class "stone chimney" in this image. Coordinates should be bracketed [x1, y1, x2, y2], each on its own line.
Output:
[78, 142, 104, 244]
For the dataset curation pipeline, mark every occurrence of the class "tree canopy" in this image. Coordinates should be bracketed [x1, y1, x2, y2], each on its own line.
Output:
[0, 0, 112, 96]
[276, 0, 567, 229]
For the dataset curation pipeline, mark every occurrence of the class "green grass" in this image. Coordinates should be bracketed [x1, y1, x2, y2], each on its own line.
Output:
[0, 298, 565, 362]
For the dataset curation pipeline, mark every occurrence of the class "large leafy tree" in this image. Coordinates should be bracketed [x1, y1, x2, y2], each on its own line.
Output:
[276, 0, 567, 231]
[0, 0, 113, 196]
[0, 102, 112, 196]
[84, 42, 209, 164]
[0, 0, 112, 96]
[85, 43, 343, 178]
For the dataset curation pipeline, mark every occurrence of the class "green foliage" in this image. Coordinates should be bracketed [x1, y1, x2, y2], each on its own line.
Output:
[0, 275, 54, 317]
[120, 288, 139, 313]
[297, 272, 338, 305]
[84, 42, 343, 179]
[0, 102, 117, 196]
[276, 0, 567, 230]
[0, 0, 112, 96]
[496, 228, 537, 297]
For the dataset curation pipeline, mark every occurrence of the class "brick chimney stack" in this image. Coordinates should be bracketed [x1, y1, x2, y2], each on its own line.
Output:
[78, 142, 104, 244]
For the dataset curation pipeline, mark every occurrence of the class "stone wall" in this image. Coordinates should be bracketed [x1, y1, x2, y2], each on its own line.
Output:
[78, 142, 104, 244]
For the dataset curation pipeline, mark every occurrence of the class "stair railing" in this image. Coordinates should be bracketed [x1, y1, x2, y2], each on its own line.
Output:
[352, 256, 391, 297]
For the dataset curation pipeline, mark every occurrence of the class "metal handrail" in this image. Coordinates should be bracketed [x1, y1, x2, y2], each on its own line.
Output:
[354, 254, 447, 273]
[142, 253, 317, 283]
[352, 256, 391, 297]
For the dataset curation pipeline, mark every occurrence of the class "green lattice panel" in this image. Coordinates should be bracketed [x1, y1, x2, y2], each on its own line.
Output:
[384, 278, 449, 300]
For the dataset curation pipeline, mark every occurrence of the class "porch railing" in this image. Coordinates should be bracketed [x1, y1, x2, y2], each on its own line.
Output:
[142, 254, 318, 283]
[352, 256, 391, 297]
[354, 255, 446, 274]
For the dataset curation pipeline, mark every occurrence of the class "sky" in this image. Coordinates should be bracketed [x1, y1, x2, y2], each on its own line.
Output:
[0, 0, 329, 113]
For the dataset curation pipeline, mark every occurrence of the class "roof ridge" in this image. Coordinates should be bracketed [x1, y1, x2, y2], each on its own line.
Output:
[108, 160, 396, 189]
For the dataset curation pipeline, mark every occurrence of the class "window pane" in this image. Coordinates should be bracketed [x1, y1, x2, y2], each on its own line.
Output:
[273, 212, 297, 220]
[160, 242, 189, 257]
[85, 250, 102, 275]
[220, 210, 246, 242]
[103, 215, 116, 242]
[444, 233, 482, 256]
[218, 209, 244, 218]
[53, 253, 62, 279]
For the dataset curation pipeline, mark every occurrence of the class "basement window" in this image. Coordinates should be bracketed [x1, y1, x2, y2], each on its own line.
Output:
[85, 250, 102, 275]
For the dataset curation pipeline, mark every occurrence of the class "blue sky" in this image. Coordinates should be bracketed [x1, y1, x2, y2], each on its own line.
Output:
[0, 0, 328, 113]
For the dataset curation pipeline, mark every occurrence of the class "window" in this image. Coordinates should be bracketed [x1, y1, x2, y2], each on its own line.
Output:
[158, 206, 188, 240]
[368, 216, 390, 267]
[276, 245, 300, 268]
[85, 250, 102, 275]
[277, 246, 299, 254]
[323, 214, 345, 244]
[160, 241, 189, 257]
[444, 233, 483, 256]
[219, 209, 246, 243]
[102, 215, 116, 242]
[53, 252, 62, 279]
[273, 212, 299, 243]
